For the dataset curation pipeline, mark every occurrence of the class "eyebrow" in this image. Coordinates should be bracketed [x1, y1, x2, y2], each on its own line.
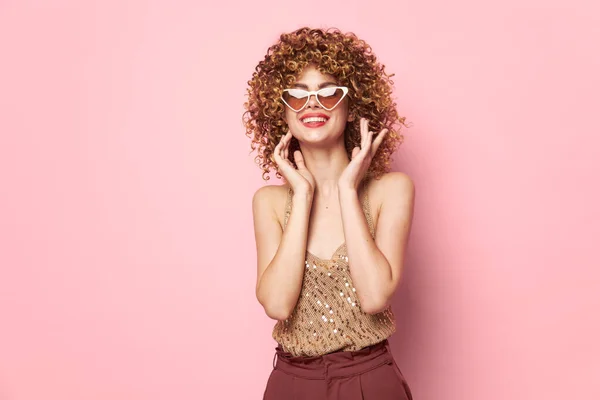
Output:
[292, 81, 338, 89]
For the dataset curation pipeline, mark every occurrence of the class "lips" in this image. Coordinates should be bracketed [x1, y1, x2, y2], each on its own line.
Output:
[299, 113, 329, 128]
[300, 113, 329, 123]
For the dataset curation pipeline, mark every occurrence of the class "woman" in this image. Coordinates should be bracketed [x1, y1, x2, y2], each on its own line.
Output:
[243, 27, 415, 399]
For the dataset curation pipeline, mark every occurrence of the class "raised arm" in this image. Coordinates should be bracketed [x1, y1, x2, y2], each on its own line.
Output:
[253, 131, 316, 320]
[337, 119, 415, 314]
[253, 187, 313, 321]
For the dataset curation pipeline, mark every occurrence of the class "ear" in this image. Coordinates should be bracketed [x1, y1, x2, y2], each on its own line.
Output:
[347, 111, 355, 122]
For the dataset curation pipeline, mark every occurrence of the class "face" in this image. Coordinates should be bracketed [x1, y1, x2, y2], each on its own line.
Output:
[282, 65, 353, 144]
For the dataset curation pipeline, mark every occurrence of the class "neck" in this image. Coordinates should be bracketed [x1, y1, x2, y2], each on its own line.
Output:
[298, 141, 350, 197]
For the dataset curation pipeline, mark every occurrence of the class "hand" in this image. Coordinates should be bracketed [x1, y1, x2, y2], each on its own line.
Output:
[273, 131, 315, 195]
[338, 118, 388, 191]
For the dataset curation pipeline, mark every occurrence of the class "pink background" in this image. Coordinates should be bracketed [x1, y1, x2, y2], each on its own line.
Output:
[1, 0, 599, 399]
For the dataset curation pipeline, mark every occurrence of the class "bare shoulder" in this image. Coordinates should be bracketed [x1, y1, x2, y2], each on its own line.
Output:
[367, 172, 415, 227]
[252, 183, 291, 228]
[252, 183, 290, 206]
[369, 172, 415, 201]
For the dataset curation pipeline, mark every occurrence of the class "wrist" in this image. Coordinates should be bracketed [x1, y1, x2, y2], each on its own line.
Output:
[337, 185, 358, 197]
[292, 190, 314, 204]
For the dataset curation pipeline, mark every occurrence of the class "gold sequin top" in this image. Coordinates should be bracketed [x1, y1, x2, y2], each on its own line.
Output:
[272, 179, 396, 357]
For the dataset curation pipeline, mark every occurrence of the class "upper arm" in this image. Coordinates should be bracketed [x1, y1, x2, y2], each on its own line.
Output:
[252, 185, 284, 292]
[374, 172, 416, 288]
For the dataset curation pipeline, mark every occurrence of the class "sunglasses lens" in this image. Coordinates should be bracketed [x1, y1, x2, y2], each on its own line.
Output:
[282, 89, 308, 111]
[317, 87, 346, 109]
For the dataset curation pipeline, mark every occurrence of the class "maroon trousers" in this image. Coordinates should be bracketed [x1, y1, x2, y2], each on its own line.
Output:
[263, 340, 413, 400]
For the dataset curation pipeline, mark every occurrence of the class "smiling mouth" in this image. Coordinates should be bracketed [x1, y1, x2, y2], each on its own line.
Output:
[300, 116, 329, 128]
[301, 116, 328, 123]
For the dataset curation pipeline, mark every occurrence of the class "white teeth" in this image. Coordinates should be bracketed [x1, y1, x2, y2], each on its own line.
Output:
[301, 117, 327, 123]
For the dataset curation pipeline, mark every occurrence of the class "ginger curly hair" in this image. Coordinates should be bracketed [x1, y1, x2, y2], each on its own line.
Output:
[243, 27, 408, 181]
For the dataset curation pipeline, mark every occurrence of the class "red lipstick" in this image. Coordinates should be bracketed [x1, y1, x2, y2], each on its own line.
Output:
[299, 113, 329, 128]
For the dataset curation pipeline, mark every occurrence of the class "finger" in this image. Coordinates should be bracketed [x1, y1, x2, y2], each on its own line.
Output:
[351, 146, 360, 160]
[275, 133, 286, 151]
[273, 142, 281, 162]
[361, 118, 369, 149]
[273, 133, 288, 164]
[280, 132, 290, 160]
[362, 130, 374, 156]
[274, 135, 283, 152]
[372, 128, 388, 153]
[294, 150, 306, 169]
[359, 118, 365, 146]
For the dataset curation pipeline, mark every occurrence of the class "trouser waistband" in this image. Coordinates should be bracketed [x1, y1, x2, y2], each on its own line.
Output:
[273, 340, 393, 380]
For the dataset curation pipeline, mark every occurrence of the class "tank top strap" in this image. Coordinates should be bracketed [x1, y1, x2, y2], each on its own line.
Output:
[283, 185, 293, 229]
[282, 178, 375, 236]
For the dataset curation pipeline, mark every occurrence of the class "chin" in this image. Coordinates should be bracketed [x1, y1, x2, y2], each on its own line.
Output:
[299, 129, 337, 143]
[295, 124, 345, 142]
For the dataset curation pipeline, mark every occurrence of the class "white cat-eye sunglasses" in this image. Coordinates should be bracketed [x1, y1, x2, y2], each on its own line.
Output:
[281, 86, 349, 112]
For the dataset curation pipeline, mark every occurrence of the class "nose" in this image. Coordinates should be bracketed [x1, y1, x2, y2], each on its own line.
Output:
[306, 93, 321, 109]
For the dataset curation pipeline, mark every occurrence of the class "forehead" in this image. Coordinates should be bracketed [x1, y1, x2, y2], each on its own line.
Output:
[295, 65, 337, 84]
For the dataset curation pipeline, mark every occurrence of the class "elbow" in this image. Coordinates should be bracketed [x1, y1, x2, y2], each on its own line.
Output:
[262, 301, 293, 321]
[360, 276, 402, 314]
[256, 290, 293, 321]
[359, 296, 390, 315]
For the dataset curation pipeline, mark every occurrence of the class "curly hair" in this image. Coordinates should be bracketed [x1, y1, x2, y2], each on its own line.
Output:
[243, 27, 408, 181]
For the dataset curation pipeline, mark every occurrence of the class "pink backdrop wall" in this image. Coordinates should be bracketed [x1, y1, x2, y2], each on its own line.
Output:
[1, 0, 599, 399]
